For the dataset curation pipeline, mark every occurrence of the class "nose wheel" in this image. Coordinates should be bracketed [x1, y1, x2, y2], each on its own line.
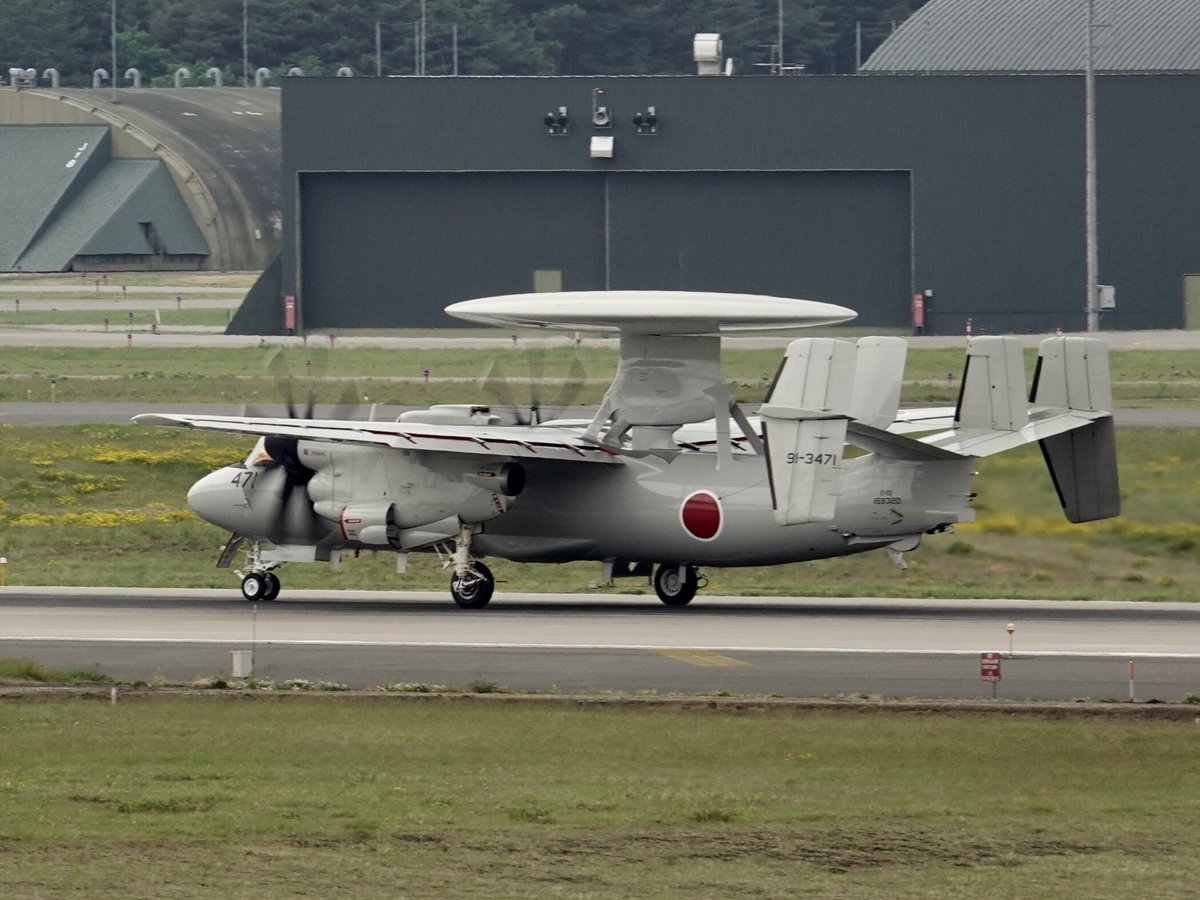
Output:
[241, 571, 281, 601]
[237, 540, 281, 601]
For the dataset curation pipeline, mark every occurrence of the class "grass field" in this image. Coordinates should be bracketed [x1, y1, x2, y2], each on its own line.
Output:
[0, 697, 1196, 897]
[4, 342, 1200, 406]
[0, 309, 233, 327]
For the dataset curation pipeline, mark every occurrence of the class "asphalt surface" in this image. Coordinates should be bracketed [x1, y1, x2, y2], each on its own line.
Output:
[2, 589, 1197, 700]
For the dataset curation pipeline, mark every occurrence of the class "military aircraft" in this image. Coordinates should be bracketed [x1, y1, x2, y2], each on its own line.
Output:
[135, 290, 1119, 608]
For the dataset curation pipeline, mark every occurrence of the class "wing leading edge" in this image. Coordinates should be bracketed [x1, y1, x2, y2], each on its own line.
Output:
[132, 414, 623, 464]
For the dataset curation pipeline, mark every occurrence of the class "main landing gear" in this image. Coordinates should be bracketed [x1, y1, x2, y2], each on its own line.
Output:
[450, 561, 495, 609]
[446, 522, 496, 609]
[653, 563, 701, 606]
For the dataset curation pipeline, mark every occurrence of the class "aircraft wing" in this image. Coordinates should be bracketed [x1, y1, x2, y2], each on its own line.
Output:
[133, 414, 624, 464]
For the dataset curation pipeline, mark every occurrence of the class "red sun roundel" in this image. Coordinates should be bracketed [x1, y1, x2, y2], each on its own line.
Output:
[680, 491, 722, 541]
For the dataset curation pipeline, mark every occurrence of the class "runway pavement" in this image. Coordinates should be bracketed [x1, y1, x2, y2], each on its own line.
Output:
[2, 588, 1197, 700]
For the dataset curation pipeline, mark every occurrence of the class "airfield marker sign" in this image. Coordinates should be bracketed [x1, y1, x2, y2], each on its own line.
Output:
[981, 652, 1001, 698]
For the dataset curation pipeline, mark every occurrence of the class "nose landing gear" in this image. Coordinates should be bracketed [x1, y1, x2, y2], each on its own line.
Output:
[240, 570, 281, 601]
[237, 540, 282, 601]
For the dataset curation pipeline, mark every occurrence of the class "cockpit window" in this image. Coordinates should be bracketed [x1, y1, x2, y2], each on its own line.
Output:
[245, 437, 275, 468]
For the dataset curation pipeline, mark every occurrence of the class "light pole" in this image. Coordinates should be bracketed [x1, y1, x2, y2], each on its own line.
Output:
[243, 0, 249, 87]
[1084, 0, 1100, 332]
[110, 0, 117, 101]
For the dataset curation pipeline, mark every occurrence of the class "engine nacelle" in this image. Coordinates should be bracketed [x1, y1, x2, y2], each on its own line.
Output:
[464, 462, 525, 497]
[303, 444, 525, 539]
[313, 500, 397, 546]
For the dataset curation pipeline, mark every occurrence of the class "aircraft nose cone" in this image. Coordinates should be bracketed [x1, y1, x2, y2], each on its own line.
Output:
[187, 467, 246, 530]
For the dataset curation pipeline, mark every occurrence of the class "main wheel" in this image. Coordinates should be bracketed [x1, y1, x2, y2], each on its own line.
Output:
[654, 564, 698, 606]
[241, 572, 267, 601]
[450, 561, 495, 609]
[262, 572, 281, 601]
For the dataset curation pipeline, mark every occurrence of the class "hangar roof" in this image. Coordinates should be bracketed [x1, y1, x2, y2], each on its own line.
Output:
[0, 125, 108, 269]
[863, 0, 1200, 72]
[17, 160, 208, 271]
[0, 125, 207, 271]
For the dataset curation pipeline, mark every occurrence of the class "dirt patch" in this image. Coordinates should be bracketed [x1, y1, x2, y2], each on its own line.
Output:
[2, 685, 1197, 720]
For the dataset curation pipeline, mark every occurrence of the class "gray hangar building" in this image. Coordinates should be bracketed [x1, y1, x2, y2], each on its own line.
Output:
[235, 0, 1200, 336]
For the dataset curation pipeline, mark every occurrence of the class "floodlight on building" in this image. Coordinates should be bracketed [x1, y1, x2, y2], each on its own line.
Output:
[545, 106, 569, 135]
[633, 106, 660, 135]
[694, 33, 723, 75]
[591, 88, 611, 128]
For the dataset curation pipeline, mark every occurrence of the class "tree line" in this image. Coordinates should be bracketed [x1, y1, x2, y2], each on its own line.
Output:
[3, 0, 927, 87]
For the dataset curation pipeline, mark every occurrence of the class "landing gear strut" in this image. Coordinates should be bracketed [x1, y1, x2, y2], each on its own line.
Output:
[654, 563, 700, 606]
[446, 521, 495, 609]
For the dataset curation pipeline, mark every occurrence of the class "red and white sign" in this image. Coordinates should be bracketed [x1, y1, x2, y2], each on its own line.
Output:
[980, 652, 1001, 682]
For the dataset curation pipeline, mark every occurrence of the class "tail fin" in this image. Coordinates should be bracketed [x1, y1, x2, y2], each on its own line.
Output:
[927, 335, 1119, 522]
[954, 336, 1028, 431]
[1032, 337, 1120, 522]
[760, 336, 908, 524]
[760, 338, 855, 525]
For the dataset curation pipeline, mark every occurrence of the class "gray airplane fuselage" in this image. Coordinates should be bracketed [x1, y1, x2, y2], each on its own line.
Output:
[474, 450, 975, 566]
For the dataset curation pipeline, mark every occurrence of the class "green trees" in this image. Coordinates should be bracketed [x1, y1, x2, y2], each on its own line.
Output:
[2, 0, 926, 86]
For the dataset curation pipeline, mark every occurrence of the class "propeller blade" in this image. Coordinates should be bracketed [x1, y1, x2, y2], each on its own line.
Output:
[481, 343, 589, 426]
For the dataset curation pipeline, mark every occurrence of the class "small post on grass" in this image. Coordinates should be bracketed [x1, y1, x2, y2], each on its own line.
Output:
[110, 686, 118, 705]
[1128, 659, 1136, 702]
[1006, 623, 1015, 659]
[0, 556, 7, 586]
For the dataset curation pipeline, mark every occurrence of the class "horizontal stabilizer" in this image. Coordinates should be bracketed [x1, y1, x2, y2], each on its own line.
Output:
[955, 336, 1028, 431]
[761, 338, 855, 524]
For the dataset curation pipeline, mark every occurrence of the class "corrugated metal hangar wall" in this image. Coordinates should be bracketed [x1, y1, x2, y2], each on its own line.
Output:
[233, 74, 1200, 335]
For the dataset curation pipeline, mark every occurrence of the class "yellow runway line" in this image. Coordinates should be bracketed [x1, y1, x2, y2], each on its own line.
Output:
[655, 648, 751, 668]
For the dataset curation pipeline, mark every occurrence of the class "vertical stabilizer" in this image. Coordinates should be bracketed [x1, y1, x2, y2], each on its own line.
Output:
[760, 338, 855, 524]
[1032, 336, 1119, 522]
[955, 336, 1028, 431]
[848, 336, 907, 429]
[1030, 335, 1113, 413]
